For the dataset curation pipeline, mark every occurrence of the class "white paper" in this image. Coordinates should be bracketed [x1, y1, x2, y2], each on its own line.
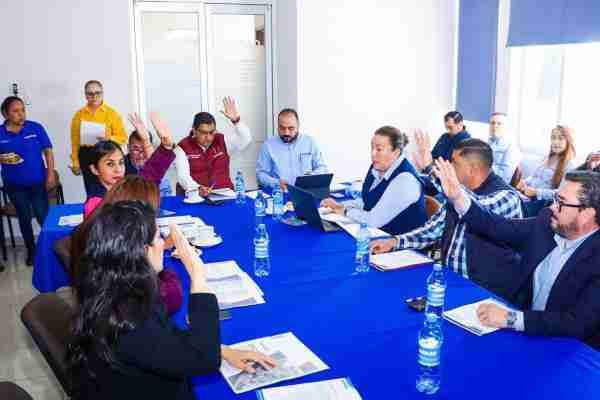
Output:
[209, 188, 237, 201]
[443, 298, 509, 336]
[207, 269, 265, 310]
[370, 250, 433, 271]
[58, 214, 83, 227]
[337, 223, 389, 239]
[247, 190, 272, 200]
[156, 215, 198, 226]
[80, 120, 106, 145]
[320, 212, 354, 225]
[258, 378, 362, 400]
[204, 260, 243, 281]
[330, 182, 351, 192]
[221, 332, 329, 394]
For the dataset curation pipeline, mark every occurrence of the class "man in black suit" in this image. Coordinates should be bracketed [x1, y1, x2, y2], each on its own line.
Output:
[434, 158, 600, 348]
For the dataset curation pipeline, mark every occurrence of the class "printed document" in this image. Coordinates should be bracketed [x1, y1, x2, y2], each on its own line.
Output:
[80, 121, 105, 145]
[444, 298, 510, 336]
[370, 250, 433, 271]
[58, 214, 83, 227]
[257, 378, 362, 400]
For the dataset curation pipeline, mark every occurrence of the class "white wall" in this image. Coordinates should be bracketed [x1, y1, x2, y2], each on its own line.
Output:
[296, 0, 458, 181]
[0, 0, 136, 204]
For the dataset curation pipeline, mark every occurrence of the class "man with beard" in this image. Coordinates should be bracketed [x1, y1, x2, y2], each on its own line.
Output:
[257, 108, 327, 191]
[434, 159, 600, 349]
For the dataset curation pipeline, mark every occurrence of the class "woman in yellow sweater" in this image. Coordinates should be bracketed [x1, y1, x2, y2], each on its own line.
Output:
[70, 80, 127, 195]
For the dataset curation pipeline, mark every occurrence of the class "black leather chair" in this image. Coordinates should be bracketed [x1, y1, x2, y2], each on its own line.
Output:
[20, 293, 76, 398]
[0, 382, 33, 400]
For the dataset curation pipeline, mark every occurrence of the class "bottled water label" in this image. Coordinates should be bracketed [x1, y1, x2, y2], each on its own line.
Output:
[254, 239, 269, 259]
[427, 283, 445, 307]
[418, 337, 441, 367]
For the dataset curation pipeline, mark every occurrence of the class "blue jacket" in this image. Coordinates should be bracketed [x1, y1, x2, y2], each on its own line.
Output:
[361, 158, 427, 235]
[462, 204, 600, 349]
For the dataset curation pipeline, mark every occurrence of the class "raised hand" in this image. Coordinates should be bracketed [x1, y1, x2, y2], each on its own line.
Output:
[149, 112, 174, 149]
[128, 113, 150, 143]
[432, 158, 463, 205]
[220, 96, 240, 122]
[413, 129, 433, 171]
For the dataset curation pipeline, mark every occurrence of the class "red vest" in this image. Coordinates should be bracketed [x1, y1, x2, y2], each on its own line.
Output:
[178, 133, 233, 189]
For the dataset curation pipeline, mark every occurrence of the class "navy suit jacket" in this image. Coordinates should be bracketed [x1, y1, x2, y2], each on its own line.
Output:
[462, 204, 600, 349]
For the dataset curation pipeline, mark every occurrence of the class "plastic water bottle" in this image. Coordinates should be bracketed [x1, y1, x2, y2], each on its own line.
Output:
[253, 223, 270, 277]
[425, 264, 447, 322]
[416, 313, 443, 394]
[235, 171, 246, 204]
[255, 190, 266, 221]
[272, 185, 284, 221]
[355, 223, 370, 273]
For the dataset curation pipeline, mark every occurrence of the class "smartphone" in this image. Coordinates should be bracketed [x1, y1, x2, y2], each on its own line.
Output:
[405, 296, 427, 312]
[204, 198, 225, 206]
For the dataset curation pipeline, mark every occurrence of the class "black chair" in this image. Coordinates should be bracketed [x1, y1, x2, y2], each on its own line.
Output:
[0, 170, 65, 261]
[0, 382, 34, 400]
[20, 293, 76, 398]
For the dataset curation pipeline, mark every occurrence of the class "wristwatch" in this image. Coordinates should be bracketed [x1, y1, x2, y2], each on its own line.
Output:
[506, 310, 517, 329]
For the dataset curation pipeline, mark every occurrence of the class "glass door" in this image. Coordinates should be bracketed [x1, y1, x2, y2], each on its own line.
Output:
[134, 1, 274, 190]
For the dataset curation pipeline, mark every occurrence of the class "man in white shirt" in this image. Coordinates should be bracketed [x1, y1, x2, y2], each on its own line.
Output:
[174, 97, 251, 196]
[488, 112, 521, 184]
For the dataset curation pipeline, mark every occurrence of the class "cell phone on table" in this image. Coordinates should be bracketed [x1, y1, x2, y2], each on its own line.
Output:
[405, 296, 426, 312]
[204, 198, 224, 206]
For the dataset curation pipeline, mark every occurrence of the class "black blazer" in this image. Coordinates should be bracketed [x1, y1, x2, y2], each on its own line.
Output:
[462, 204, 600, 349]
[78, 293, 221, 400]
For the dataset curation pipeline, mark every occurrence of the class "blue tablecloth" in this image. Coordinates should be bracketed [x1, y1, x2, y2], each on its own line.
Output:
[33, 196, 600, 399]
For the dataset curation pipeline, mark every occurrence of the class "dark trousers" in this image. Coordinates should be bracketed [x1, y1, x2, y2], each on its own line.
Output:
[79, 146, 101, 196]
[5, 184, 49, 253]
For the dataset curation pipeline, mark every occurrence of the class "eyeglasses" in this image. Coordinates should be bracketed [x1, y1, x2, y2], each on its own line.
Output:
[85, 91, 103, 97]
[553, 193, 586, 213]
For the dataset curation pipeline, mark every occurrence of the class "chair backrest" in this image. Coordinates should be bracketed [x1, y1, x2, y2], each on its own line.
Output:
[53, 235, 73, 277]
[0, 382, 34, 400]
[510, 166, 523, 188]
[20, 293, 76, 397]
[424, 195, 442, 218]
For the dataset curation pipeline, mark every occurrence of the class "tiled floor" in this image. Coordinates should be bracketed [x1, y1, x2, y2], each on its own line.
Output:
[0, 246, 65, 400]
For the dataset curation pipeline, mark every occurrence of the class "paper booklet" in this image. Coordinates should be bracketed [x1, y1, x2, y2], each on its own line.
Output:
[80, 120, 105, 145]
[369, 250, 433, 272]
[220, 332, 329, 394]
[58, 214, 83, 227]
[317, 208, 389, 238]
[203, 261, 265, 310]
[257, 378, 362, 400]
[208, 188, 237, 201]
[443, 298, 510, 336]
[337, 222, 389, 239]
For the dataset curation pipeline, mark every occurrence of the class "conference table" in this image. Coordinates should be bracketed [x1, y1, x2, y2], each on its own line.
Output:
[34, 196, 600, 399]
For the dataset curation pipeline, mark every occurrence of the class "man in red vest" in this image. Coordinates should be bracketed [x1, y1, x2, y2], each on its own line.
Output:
[175, 97, 251, 196]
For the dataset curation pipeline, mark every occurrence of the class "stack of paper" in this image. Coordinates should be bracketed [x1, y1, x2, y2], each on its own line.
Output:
[443, 298, 509, 336]
[204, 261, 265, 310]
[220, 332, 329, 394]
[58, 214, 83, 227]
[257, 378, 362, 400]
[209, 188, 237, 201]
[338, 223, 389, 239]
[370, 250, 433, 272]
[156, 215, 205, 238]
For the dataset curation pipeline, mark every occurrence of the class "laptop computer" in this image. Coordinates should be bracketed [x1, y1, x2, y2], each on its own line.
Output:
[294, 173, 334, 200]
[287, 184, 340, 232]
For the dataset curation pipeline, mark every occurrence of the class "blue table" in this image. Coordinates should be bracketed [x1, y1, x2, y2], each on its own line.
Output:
[34, 197, 600, 399]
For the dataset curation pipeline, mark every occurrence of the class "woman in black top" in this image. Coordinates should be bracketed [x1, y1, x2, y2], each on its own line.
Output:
[68, 201, 274, 400]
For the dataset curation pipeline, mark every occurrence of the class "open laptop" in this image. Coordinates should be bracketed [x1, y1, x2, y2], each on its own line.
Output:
[294, 173, 334, 200]
[287, 184, 341, 232]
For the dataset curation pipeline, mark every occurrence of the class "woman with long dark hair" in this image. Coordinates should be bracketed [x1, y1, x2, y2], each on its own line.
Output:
[68, 201, 274, 399]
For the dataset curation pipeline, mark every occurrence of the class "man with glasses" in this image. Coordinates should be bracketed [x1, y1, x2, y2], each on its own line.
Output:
[70, 80, 127, 195]
[175, 97, 251, 196]
[435, 160, 600, 349]
[257, 108, 327, 191]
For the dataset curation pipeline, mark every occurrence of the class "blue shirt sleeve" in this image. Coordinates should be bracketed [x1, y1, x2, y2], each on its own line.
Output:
[33, 121, 53, 149]
[256, 141, 278, 188]
[309, 137, 327, 174]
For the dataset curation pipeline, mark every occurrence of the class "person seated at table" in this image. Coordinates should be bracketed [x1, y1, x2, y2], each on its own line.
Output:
[174, 97, 251, 197]
[320, 126, 427, 235]
[576, 150, 600, 172]
[412, 111, 471, 172]
[0, 96, 55, 267]
[257, 108, 328, 191]
[434, 161, 600, 349]
[84, 113, 176, 218]
[71, 176, 181, 314]
[68, 201, 276, 400]
[515, 125, 575, 203]
[370, 139, 523, 300]
[487, 112, 521, 184]
[126, 113, 172, 197]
